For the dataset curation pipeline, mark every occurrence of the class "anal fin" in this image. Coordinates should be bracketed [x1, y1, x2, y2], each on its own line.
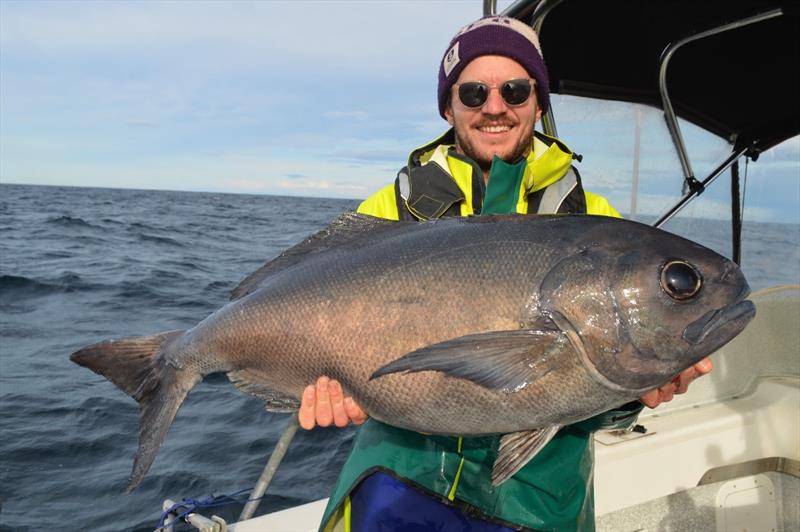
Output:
[493, 425, 561, 485]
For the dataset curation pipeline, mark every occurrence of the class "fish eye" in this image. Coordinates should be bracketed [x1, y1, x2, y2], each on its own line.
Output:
[660, 261, 702, 301]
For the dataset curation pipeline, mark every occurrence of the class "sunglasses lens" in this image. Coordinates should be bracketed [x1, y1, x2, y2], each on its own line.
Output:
[457, 80, 533, 108]
[458, 82, 488, 108]
[501, 79, 532, 105]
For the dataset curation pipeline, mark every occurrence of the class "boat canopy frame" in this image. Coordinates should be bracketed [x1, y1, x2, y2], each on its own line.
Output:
[499, 0, 799, 262]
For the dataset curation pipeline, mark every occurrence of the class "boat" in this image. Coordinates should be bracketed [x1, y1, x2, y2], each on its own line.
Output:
[159, 0, 800, 530]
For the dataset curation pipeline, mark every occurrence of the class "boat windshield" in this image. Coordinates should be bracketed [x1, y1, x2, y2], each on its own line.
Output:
[552, 94, 800, 290]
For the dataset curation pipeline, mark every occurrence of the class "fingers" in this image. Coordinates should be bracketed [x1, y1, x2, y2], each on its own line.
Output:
[639, 388, 661, 408]
[640, 385, 673, 408]
[314, 376, 334, 427]
[694, 357, 713, 375]
[675, 357, 713, 394]
[298, 384, 316, 430]
[298, 376, 370, 430]
[659, 384, 675, 403]
[345, 397, 368, 425]
[640, 358, 714, 409]
[328, 379, 350, 428]
[675, 367, 694, 394]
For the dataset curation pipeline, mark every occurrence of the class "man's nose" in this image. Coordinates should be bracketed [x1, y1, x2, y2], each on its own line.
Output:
[481, 87, 507, 114]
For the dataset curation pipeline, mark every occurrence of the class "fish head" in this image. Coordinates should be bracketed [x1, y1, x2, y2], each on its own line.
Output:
[540, 218, 756, 395]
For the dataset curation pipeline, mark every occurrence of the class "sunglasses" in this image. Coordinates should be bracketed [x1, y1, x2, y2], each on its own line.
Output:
[454, 78, 535, 108]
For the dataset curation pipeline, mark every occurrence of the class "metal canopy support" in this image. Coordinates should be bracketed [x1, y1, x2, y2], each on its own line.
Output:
[654, 145, 749, 228]
[658, 8, 783, 195]
[483, 0, 497, 16]
[238, 415, 300, 522]
[529, 0, 565, 139]
[731, 159, 743, 264]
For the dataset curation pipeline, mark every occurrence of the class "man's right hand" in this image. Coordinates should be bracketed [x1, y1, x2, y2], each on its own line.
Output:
[298, 376, 369, 430]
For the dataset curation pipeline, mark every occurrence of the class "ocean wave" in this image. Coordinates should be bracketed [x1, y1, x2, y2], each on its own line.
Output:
[137, 233, 185, 247]
[115, 280, 163, 300]
[161, 260, 213, 273]
[206, 280, 231, 291]
[46, 215, 100, 230]
[127, 221, 159, 232]
[0, 272, 99, 298]
[0, 274, 55, 297]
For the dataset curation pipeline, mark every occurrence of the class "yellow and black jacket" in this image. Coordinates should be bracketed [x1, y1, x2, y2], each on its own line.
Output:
[358, 128, 619, 221]
[321, 130, 639, 532]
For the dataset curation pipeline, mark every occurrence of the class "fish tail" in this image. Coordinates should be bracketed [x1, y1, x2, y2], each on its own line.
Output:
[70, 330, 201, 492]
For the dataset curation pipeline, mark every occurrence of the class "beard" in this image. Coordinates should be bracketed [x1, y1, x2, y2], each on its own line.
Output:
[453, 119, 534, 173]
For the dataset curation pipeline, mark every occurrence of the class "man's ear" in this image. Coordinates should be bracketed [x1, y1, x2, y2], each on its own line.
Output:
[535, 107, 543, 123]
[444, 97, 455, 125]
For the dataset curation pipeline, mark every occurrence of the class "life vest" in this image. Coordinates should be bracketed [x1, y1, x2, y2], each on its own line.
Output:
[398, 129, 586, 220]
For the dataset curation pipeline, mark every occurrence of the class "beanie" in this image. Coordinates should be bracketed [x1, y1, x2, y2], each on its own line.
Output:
[438, 16, 550, 118]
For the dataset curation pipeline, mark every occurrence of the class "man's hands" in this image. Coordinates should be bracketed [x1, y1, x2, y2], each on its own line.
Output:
[639, 357, 713, 408]
[298, 357, 713, 429]
[298, 376, 368, 430]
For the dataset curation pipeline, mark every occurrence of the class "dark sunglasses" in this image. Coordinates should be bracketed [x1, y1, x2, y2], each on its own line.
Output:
[454, 78, 535, 108]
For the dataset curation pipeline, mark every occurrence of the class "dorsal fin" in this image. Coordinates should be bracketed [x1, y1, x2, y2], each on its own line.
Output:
[230, 212, 402, 301]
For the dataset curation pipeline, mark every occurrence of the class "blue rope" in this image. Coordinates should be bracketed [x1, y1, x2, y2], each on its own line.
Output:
[155, 487, 259, 530]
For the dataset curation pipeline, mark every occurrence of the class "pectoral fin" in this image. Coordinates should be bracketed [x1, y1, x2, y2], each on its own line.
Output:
[493, 425, 561, 485]
[370, 326, 573, 393]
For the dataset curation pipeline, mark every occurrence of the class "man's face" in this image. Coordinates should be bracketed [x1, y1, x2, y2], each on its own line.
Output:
[445, 55, 542, 173]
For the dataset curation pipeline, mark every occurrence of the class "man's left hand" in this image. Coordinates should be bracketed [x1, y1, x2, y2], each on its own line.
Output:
[639, 357, 713, 408]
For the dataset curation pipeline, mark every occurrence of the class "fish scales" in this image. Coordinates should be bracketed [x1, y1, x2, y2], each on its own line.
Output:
[71, 213, 755, 489]
[212, 219, 579, 431]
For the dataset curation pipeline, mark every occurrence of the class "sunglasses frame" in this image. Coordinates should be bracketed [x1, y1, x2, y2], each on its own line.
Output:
[452, 78, 536, 109]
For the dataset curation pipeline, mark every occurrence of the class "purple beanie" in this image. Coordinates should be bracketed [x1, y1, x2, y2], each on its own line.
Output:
[438, 16, 550, 118]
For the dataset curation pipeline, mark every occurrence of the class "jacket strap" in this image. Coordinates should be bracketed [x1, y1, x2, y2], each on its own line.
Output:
[527, 166, 588, 214]
[395, 163, 465, 221]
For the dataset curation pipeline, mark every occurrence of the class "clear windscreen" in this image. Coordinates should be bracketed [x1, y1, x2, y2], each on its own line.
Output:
[550, 94, 800, 291]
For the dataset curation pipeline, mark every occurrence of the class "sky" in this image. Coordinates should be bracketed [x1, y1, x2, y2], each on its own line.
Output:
[1, 0, 798, 223]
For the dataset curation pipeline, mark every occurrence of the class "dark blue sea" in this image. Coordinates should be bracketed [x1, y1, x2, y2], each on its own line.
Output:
[1, 183, 798, 531]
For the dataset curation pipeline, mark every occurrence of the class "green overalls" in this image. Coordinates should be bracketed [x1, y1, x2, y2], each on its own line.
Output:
[321, 130, 642, 531]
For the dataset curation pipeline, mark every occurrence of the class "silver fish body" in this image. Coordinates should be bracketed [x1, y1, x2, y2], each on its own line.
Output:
[71, 213, 755, 489]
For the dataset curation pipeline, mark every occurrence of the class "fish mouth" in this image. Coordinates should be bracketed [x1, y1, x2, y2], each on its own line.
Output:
[682, 298, 756, 348]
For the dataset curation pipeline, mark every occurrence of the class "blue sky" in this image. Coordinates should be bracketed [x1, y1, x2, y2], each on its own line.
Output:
[1, 0, 798, 223]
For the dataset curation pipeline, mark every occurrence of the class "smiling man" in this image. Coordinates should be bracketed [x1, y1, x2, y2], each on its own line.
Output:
[302, 16, 712, 532]
[448, 55, 540, 173]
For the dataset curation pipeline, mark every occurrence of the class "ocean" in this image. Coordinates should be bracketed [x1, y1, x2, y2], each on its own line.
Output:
[1, 183, 798, 531]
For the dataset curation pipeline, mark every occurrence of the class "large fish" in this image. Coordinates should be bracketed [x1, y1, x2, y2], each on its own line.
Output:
[71, 213, 755, 490]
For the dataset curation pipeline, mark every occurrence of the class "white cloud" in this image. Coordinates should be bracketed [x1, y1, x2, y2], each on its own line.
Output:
[622, 193, 774, 223]
[0, 1, 483, 77]
[1, 0, 795, 224]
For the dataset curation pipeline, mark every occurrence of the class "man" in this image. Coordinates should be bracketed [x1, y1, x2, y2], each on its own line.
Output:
[300, 16, 712, 531]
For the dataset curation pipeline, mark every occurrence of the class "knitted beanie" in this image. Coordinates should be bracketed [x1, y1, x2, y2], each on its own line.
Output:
[438, 16, 550, 118]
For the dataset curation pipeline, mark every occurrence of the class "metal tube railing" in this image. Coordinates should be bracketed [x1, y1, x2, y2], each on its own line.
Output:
[658, 8, 783, 187]
[237, 415, 300, 521]
[654, 146, 748, 228]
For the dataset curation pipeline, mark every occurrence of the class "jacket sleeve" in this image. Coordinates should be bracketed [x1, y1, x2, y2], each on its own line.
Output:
[357, 184, 400, 221]
[584, 190, 622, 218]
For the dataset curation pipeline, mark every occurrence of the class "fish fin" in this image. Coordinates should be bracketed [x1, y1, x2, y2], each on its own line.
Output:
[370, 327, 572, 392]
[231, 212, 404, 300]
[70, 331, 201, 492]
[492, 425, 561, 485]
[228, 369, 300, 413]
